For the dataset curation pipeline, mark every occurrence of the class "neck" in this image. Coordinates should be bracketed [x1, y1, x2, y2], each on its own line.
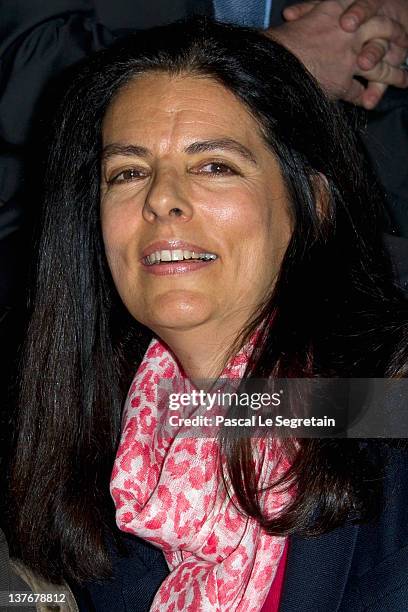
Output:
[154, 320, 246, 381]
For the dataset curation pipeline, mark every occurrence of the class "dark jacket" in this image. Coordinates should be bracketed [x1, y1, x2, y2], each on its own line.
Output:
[3, 446, 408, 611]
[281, 446, 408, 612]
[69, 445, 408, 612]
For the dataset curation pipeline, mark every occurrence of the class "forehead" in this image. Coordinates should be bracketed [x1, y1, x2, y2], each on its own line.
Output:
[102, 72, 265, 150]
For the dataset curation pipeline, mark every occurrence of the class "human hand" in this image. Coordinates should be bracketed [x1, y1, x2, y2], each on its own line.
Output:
[339, 0, 408, 104]
[339, 0, 408, 34]
[282, 0, 408, 108]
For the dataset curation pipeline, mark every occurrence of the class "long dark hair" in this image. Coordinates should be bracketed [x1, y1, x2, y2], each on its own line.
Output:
[6, 18, 407, 582]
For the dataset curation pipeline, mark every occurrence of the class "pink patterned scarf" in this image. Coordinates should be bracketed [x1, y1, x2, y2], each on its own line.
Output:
[110, 336, 293, 611]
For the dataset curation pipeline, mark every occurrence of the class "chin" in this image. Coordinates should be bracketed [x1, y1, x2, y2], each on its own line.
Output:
[132, 290, 214, 333]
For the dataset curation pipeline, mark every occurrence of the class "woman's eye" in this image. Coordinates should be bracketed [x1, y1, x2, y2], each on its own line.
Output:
[107, 168, 149, 184]
[197, 162, 237, 176]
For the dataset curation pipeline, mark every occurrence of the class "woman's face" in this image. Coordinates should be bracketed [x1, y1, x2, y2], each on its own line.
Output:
[100, 73, 292, 341]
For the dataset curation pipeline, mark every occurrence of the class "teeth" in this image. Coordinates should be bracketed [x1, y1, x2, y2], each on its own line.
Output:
[143, 249, 217, 265]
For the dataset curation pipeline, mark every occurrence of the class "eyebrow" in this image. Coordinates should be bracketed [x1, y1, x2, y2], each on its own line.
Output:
[184, 139, 257, 165]
[101, 143, 149, 162]
[101, 138, 257, 165]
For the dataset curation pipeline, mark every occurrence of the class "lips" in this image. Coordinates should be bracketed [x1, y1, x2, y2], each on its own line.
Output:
[141, 240, 218, 266]
[140, 240, 218, 274]
[141, 240, 215, 259]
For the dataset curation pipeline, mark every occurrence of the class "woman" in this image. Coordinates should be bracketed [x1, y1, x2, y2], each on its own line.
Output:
[6, 17, 408, 612]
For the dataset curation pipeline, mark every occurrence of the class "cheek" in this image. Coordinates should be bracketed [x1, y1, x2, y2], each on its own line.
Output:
[212, 190, 275, 256]
[227, 193, 291, 290]
[100, 194, 138, 256]
[100, 199, 137, 293]
[198, 184, 269, 235]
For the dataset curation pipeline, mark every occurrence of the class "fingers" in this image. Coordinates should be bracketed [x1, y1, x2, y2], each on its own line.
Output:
[341, 79, 387, 109]
[341, 77, 366, 104]
[358, 15, 408, 48]
[356, 59, 408, 89]
[384, 41, 408, 67]
[357, 38, 388, 70]
[340, 0, 382, 32]
[357, 39, 408, 71]
[282, 1, 318, 21]
[359, 81, 388, 109]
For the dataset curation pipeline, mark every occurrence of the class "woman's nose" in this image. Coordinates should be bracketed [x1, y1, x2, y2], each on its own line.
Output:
[142, 169, 192, 223]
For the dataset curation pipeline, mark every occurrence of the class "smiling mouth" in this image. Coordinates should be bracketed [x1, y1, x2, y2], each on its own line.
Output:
[142, 249, 218, 266]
